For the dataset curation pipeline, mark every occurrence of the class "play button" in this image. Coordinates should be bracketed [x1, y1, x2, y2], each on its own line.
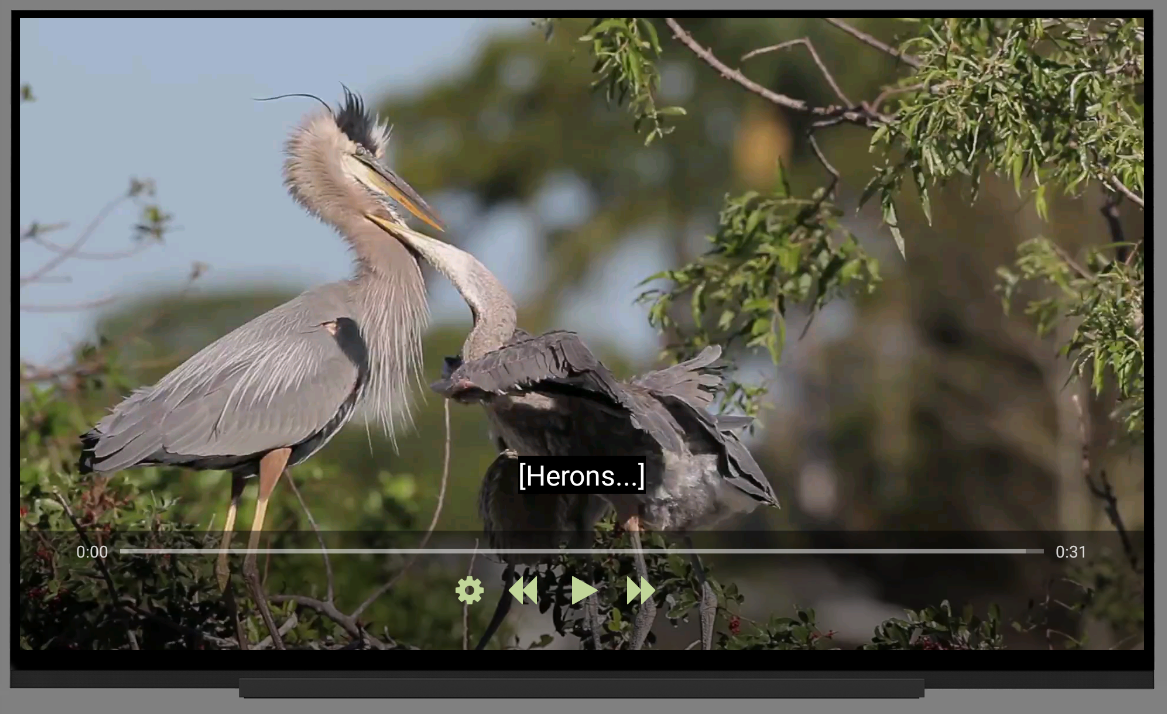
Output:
[570, 577, 597, 605]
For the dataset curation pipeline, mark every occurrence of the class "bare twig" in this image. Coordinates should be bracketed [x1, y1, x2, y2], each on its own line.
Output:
[1071, 394, 1140, 573]
[51, 489, 139, 650]
[20, 221, 69, 240]
[19, 263, 206, 387]
[742, 38, 852, 106]
[20, 194, 128, 286]
[463, 538, 479, 651]
[351, 398, 453, 619]
[1124, 238, 1142, 267]
[1048, 241, 1094, 283]
[867, 81, 959, 112]
[268, 593, 389, 649]
[31, 233, 152, 261]
[807, 133, 841, 198]
[664, 19, 889, 129]
[285, 474, 334, 603]
[253, 611, 299, 650]
[822, 18, 921, 69]
[1103, 175, 1143, 208]
[23, 275, 72, 284]
[223, 582, 249, 651]
[21, 294, 120, 313]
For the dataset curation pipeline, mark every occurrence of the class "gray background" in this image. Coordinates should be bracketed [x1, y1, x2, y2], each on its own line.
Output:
[6, 1, 1160, 711]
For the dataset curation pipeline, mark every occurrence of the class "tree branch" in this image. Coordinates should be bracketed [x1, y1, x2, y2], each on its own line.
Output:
[462, 539, 479, 651]
[21, 294, 120, 313]
[20, 194, 129, 286]
[52, 488, 139, 650]
[742, 38, 852, 106]
[268, 593, 389, 649]
[807, 133, 841, 198]
[1071, 394, 1140, 574]
[1103, 175, 1143, 208]
[31, 233, 152, 261]
[285, 474, 334, 603]
[351, 398, 453, 619]
[822, 18, 921, 69]
[20, 221, 69, 241]
[664, 18, 889, 129]
[19, 262, 206, 387]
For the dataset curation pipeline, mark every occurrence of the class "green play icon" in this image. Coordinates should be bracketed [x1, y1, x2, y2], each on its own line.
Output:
[625, 576, 655, 604]
[570, 577, 597, 605]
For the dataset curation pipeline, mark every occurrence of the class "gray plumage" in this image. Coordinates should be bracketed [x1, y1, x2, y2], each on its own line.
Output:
[80, 90, 442, 475]
[77, 90, 445, 651]
[439, 337, 778, 531]
[81, 284, 364, 474]
[383, 223, 779, 650]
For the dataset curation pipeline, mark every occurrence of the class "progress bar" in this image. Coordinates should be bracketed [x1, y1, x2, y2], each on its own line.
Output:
[119, 548, 1044, 556]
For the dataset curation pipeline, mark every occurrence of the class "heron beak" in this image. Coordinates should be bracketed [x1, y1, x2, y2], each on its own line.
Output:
[357, 156, 445, 233]
[366, 213, 444, 251]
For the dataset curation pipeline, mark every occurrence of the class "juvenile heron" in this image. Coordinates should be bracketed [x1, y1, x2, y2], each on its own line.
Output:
[379, 223, 779, 650]
[78, 89, 444, 649]
[474, 443, 608, 650]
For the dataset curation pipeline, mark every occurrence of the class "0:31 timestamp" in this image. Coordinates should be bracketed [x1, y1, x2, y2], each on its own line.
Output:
[1055, 545, 1085, 559]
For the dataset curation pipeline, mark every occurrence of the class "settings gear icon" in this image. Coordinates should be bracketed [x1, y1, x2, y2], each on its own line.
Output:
[456, 576, 484, 605]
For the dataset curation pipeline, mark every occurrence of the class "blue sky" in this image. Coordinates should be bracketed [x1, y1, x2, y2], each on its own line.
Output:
[19, 17, 665, 367]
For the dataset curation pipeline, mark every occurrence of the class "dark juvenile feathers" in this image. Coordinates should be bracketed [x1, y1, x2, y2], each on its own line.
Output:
[633, 346, 778, 508]
[478, 449, 603, 565]
[432, 330, 685, 453]
[629, 345, 724, 409]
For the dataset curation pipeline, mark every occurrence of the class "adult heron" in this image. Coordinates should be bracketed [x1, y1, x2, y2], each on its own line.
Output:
[377, 222, 779, 650]
[78, 89, 444, 649]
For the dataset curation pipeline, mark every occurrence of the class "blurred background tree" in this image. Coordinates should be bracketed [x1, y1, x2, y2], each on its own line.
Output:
[19, 17, 1142, 651]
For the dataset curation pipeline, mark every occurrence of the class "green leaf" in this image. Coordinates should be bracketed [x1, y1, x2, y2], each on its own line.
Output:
[745, 208, 764, 237]
[858, 176, 882, 210]
[771, 312, 786, 363]
[639, 18, 662, 54]
[883, 200, 906, 260]
[775, 158, 792, 198]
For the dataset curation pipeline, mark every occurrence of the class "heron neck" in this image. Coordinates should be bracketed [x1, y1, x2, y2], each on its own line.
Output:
[397, 233, 518, 361]
[338, 216, 430, 443]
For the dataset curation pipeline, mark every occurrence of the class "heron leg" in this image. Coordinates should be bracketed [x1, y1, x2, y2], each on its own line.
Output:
[475, 564, 516, 650]
[685, 535, 717, 651]
[216, 472, 247, 592]
[242, 447, 290, 651]
[626, 516, 656, 651]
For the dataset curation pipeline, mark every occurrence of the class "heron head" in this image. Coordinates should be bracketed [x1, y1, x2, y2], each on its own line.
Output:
[281, 87, 445, 234]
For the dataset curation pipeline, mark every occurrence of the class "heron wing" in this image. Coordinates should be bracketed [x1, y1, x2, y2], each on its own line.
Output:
[675, 404, 777, 507]
[436, 330, 685, 452]
[629, 346, 724, 410]
[86, 285, 363, 470]
[632, 348, 778, 508]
